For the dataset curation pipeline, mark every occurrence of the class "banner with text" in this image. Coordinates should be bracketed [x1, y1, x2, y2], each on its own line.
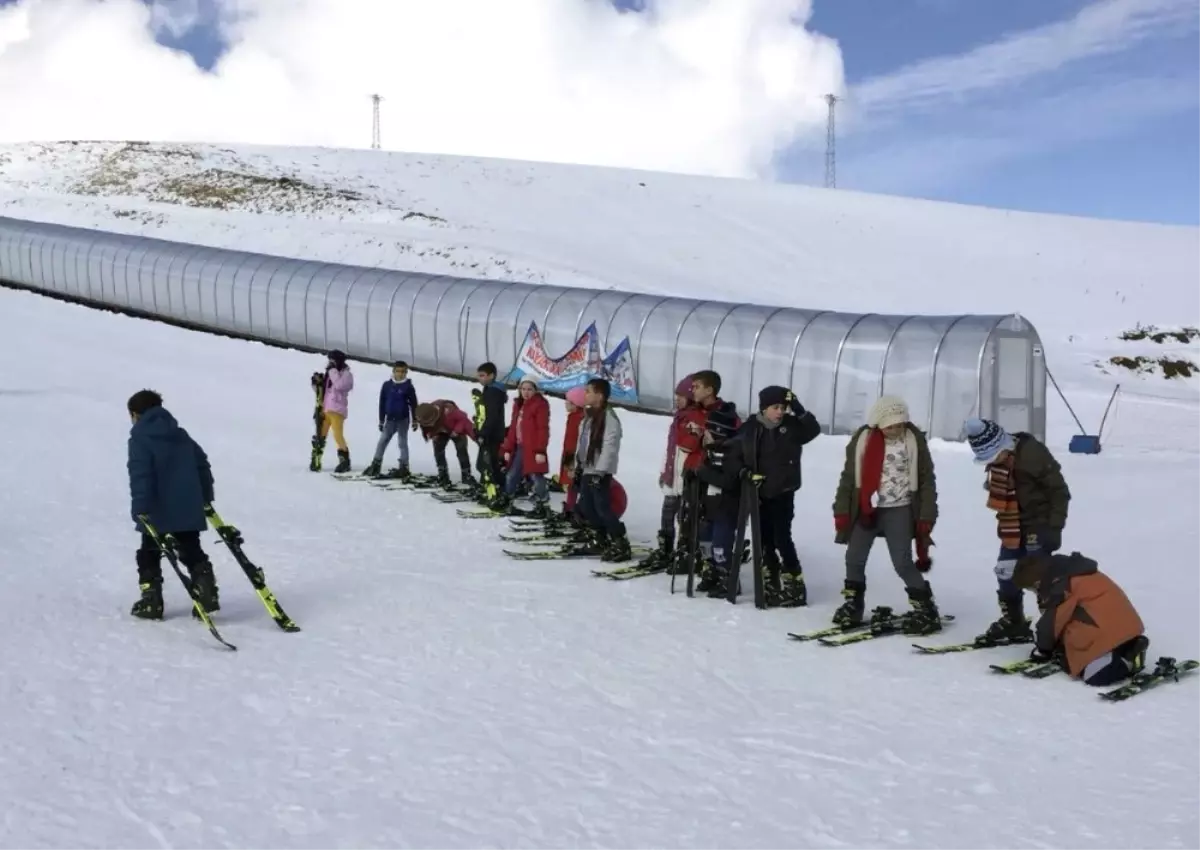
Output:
[503, 321, 638, 404]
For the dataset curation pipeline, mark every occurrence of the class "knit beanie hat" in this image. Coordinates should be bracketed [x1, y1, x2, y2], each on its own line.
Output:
[867, 396, 910, 430]
[415, 402, 440, 428]
[758, 385, 789, 411]
[675, 376, 694, 401]
[565, 386, 587, 407]
[964, 417, 1014, 464]
[518, 376, 539, 390]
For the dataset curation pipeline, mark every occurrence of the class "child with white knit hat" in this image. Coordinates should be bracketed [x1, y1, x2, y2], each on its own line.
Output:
[830, 395, 942, 635]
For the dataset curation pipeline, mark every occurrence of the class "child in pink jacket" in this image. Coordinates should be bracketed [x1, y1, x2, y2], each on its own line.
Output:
[311, 349, 355, 472]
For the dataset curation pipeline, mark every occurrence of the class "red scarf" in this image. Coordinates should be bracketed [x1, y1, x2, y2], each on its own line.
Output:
[857, 427, 886, 526]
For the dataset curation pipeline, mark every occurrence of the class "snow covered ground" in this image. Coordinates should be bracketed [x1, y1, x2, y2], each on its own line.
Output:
[2, 290, 1198, 849]
[0, 141, 1198, 848]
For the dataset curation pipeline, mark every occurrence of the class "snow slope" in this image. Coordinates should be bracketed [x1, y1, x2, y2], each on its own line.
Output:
[1, 141, 1198, 848]
[1, 283, 1197, 849]
[1, 141, 1197, 389]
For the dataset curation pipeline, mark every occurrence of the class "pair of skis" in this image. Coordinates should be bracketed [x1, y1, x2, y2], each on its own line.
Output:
[724, 471, 766, 608]
[785, 607, 958, 647]
[139, 506, 299, 651]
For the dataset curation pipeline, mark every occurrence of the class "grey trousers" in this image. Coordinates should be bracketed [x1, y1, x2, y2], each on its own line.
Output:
[844, 505, 928, 590]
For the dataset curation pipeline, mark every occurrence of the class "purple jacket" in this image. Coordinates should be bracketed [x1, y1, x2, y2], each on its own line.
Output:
[323, 366, 354, 416]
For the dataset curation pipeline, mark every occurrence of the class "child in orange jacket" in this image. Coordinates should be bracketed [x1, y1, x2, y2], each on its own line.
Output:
[1012, 550, 1149, 686]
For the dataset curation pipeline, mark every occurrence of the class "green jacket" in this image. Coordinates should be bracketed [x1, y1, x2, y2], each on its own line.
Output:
[832, 424, 937, 545]
[1010, 432, 1071, 532]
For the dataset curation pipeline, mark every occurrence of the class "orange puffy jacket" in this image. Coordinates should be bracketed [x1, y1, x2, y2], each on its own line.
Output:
[1029, 552, 1144, 678]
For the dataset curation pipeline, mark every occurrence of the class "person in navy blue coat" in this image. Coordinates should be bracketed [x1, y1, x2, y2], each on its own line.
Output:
[127, 389, 220, 621]
[364, 361, 420, 478]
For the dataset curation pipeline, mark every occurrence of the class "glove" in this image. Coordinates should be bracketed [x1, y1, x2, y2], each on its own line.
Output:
[503, 452, 511, 463]
[916, 520, 934, 538]
[378, 421, 384, 432]
[1024, 531, 1041, 552]
[1029, 646, 1054, 664]
[310, 372, 324, 389]
[785, 390, 806, 418]
[535, 453, 546, 465]
[994, 559, 1017, 581]
[748, 472, 765, 487]
[1040, 528, 1062, 553]
[411, 422, 419, 432]
[834, 514, 850, 534]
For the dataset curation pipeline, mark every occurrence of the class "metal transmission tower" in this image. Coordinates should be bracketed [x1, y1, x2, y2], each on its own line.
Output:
[370, 94, 383, 149]
[824, 93, 838, 189]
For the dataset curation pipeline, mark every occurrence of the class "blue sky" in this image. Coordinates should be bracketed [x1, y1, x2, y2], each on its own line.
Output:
[4, 0, 1196, 225]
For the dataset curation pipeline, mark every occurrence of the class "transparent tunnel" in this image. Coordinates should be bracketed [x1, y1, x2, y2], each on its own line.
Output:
[0, 216, 1046, 440]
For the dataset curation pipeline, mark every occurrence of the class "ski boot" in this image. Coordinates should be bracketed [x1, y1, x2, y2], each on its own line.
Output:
[640, 530, 674, 570]
[435, 466, 453, 489]
[309, 436, 326, 471]
[188, 559, 221, 618]
[526, 500, 552, 520]
[131, 580, 164, 620]
[362, 459, 383, 478]
[334, 449, 351, 474]
[778, 571, 808, 608]
[975, 590, 1033, 646]
[901, 584, 942, 635]
[695, 558, 722, 594]
[762, 556, 783, 606]
[601, 528, 633, 563]
[387, 463, 412, 481]
[831, 579, 866, 627]
[1124, 635, 1150, 674]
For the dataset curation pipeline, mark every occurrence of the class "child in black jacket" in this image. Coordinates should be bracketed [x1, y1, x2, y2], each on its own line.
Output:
[699, 386, 820, 605]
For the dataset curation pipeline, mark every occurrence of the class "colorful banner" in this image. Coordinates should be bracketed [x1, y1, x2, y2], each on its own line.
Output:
[503, 321, 639, 404]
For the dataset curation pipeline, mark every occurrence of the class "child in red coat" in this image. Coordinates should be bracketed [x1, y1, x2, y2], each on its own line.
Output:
[501, 378, 552, 513]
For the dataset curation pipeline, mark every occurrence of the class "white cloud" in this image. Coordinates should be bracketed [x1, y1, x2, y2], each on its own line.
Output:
[0, 0, 845, 179]
[850, 0, 1197, 121]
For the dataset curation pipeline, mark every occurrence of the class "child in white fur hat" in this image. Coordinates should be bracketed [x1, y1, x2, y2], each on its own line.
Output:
[830, 395, 942, 634]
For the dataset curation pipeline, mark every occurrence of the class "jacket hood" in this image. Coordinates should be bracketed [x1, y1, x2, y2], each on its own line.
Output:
[132, 406, 186, 441]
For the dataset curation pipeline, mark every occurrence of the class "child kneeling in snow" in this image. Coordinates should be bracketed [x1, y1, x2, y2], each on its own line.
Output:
[1011, 550, 1149, 686]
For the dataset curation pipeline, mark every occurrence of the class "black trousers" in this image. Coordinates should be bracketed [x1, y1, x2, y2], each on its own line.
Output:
[476, 439, 505, 487]
[136, 530, 208, 584]
[577, 473, 625, 538]
[433, 434, 471, 473]
[759, 492, 800, 573]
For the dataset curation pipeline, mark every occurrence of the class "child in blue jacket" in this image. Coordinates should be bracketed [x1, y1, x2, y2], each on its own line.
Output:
[364, 361, 419, 478]
[127, 389, 219, 620]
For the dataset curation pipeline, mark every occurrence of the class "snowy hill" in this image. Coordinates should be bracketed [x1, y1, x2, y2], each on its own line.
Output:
[1, 141, 1197, 383]
[0, 142, 1198, 848]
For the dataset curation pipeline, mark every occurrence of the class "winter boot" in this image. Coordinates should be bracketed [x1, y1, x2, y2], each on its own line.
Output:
[362, 459, 382, 478]
[901, 584, 942, 636]
[762, 556, 783, 606]
[1119, 635, 1150, 677]
[188, 559, 221, 617]
[975, 590, 1033, 646]
[601, 528, 633, 563]
[388, 462, 412, 481]
[131, 580, 164, 620]
[309, 436, 326, 471]
[832, 579, 867, 627]
[334, 449, 351, 474]
[778, 572, 808, 608]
